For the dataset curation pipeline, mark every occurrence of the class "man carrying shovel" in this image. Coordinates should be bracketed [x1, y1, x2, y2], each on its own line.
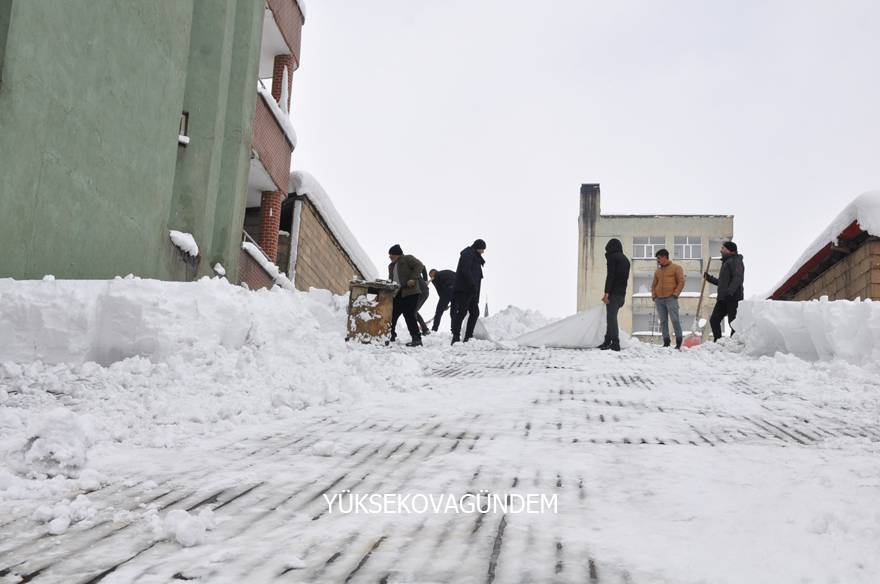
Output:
[703, 241, 745, 341]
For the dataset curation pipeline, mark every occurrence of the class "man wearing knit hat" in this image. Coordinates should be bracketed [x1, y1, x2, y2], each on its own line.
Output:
[388, 244, 426, 347]
[704, 241, 745, 341]
[450, 239, 486, 345]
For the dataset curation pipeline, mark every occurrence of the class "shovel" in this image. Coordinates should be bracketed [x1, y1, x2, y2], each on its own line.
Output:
[682, 257, 712, 348]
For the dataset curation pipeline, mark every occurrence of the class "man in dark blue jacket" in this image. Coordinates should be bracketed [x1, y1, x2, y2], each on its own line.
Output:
[429, 268, 456, 332]
[704, 241, 745, 341]
[450, 239, 486, 345]
[598, 238, 631, 352]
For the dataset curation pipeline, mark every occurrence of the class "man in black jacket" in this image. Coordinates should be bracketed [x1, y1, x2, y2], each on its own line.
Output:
[598, 238, 631, 352]
[450, 239, 486, 345]
[429, 268, 456, 332]
[704, 241, 745, 341]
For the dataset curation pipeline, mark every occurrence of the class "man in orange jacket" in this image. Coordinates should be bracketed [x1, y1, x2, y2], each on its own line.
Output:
[652, 249, 685, 349]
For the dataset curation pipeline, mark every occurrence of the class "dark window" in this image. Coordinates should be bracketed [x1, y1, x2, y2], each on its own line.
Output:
[178, 111, 189, 146]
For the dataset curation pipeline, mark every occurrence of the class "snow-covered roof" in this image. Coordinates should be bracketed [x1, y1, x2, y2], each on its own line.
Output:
[257, 82, 297, 149]
[771, 191, 880, 299]
[289, 171, 379, 280]
[296, 0, 306, 21]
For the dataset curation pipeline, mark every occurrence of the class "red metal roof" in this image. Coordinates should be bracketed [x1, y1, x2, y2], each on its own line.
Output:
[770, 220, 863, 300]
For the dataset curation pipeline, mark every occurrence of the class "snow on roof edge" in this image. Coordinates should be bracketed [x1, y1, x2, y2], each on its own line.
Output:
[257, 83, 297, 150]
[770, 191, 880, 298]
[289, 171, 379, 280]
[296, 0, 306, 21]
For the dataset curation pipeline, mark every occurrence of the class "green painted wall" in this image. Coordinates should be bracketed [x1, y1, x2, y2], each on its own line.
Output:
[0, 0, 264, 281]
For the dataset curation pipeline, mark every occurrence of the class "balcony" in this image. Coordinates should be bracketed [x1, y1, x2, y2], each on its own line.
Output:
[252, 86, 293, 193]
[259, 0, 304, 78]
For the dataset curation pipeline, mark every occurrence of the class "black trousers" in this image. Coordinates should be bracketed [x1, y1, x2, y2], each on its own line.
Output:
[709, 298, 739, 342]
[392, 294, 421, 341]
[415, 288, 430, 334]
[604, 294, 625, 344]
[451, 289, 480, 340]
[432, 290, 454, 331]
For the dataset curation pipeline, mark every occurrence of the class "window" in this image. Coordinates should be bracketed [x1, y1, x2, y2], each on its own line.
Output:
[674, 236, 702, 260]
[0, 1, 11, 87]
[633, 236, 665, 259]
[633, 275, 653, 296]
[178, 111, 189, 146]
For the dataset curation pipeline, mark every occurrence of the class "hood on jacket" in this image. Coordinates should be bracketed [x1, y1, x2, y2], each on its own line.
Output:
[605, 238, 624, 255]
[461, 246, 486, 265]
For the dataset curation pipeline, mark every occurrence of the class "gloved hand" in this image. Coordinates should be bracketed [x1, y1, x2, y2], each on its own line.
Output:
[407, 279, 416, 288]
[703, 272, 710, 280]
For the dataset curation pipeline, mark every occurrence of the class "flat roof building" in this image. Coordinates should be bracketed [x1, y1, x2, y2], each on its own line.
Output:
[577, 184, 735, 340]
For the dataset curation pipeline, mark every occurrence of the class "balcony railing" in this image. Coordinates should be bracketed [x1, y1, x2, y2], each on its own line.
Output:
[253, 89, 292, 193]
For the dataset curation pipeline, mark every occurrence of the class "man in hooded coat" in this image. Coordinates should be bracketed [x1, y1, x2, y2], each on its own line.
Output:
[450, 239, 486, 345]
[598, 238, 631, 352]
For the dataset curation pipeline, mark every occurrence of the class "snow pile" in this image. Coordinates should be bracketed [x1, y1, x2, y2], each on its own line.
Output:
[772, 191, 880, 296]
[516, 306, 632, 349]
[0, 278, 425, 456]
[481, 305, 556, 340]
[32, 494, 98, 535]
[290, 171, 379, 280]
[735, 298, 880, 366]
[151, 509, 216, 547]
[168, 230, 199, 257]
[7, 409, 95, 478]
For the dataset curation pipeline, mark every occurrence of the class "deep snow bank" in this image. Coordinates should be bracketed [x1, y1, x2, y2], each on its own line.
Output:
[736, 298, 880, 365]
[0, 278, 424, 454]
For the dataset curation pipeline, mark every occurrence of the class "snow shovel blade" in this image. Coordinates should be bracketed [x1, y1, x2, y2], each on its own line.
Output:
[682, 334, 701, 348]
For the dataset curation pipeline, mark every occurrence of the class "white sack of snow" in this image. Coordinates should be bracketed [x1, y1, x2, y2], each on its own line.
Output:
[515, 306, 630, 349]
[8, 409, 95, 478]
[736, 298, 880, 365]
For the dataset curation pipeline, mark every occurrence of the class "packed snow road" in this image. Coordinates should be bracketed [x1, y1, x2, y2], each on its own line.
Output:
[2, 339, 879, 584]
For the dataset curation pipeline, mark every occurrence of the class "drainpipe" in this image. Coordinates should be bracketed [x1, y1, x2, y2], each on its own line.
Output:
[288, 196, 303, 285]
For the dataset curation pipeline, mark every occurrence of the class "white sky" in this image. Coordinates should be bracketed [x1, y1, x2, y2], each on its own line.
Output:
[291, 0, 880, 318]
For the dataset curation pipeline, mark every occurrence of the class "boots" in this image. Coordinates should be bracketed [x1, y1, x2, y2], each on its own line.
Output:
[663, 338, 671, 348]
[610, 340, 621, 352]
[675, 337, 682, 350]
[451, 336, 461, 346]
[597, 337, 612, 350]
[406, 337, 423, 347]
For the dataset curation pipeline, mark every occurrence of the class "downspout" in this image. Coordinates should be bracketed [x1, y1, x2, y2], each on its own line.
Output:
[288, 195, 303, 285]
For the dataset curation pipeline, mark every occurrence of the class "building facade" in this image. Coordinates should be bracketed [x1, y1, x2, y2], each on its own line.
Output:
[241, 171, 378, 294]
[577, 184, 735, 341]
[0, 0, 319, 287]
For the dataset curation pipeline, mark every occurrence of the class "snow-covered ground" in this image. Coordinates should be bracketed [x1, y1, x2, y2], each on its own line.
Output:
[1, 279, 879, 583]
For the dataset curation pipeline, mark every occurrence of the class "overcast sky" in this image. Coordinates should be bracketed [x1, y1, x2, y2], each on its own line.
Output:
[291, 0, 880, 317]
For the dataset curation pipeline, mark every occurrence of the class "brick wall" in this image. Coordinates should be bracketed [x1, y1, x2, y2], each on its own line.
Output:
[238, 247, 276, 291]
[793, 240, 880, 301]
[266, 0, 303, 68]
[294, 199, 366, 295]
[253, 94, 292, 192]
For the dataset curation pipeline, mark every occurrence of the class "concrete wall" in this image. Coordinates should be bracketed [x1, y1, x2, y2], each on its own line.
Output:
[793, 240, 880, 301]
[577, 185, 734, 337]
[0, 0, 263, 281]
[294, 199, 365, 295]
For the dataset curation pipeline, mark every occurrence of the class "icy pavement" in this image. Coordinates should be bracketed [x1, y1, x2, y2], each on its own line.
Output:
[2, 342, 880, 584]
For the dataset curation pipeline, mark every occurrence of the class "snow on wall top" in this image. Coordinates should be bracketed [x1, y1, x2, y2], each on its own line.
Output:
[771, 191, 880, 297]
[257, 83, 297, 149]
[289, 171, 379, 280]
[168, 230, 199, 257]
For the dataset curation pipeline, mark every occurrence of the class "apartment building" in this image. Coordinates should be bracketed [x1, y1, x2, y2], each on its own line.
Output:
[577, 184, 735, 341]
